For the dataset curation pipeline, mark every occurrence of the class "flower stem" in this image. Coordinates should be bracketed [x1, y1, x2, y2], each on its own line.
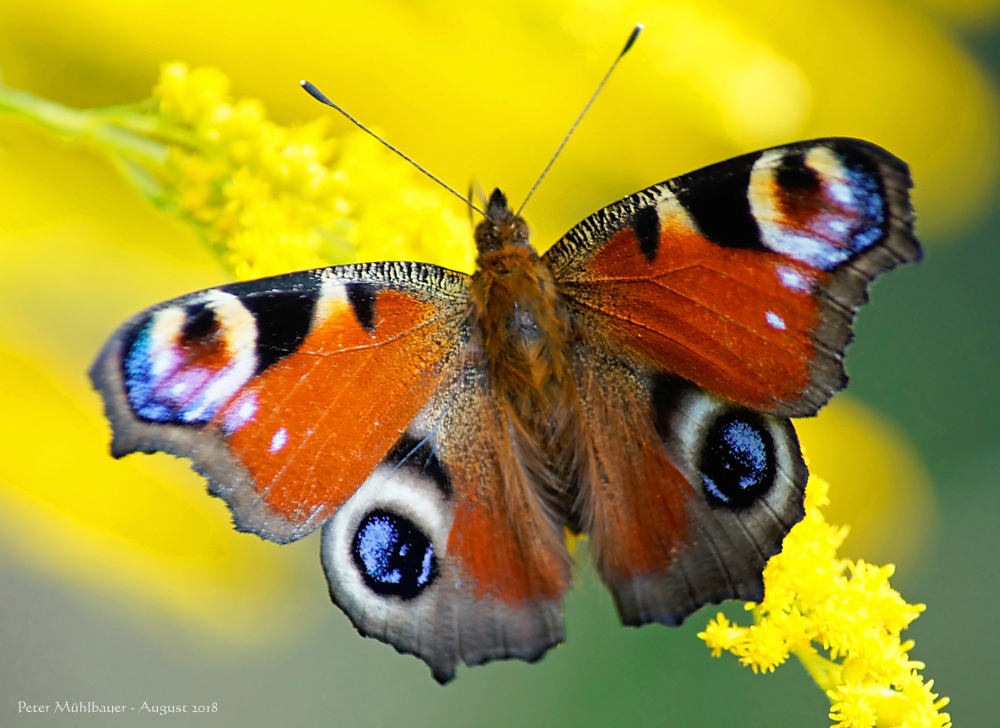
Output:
[795, 647, 841, 695]
[0, 81, 168, 165]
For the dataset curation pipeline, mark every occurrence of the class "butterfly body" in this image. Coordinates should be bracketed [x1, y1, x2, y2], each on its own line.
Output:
[91, 138, 921, 682]
[468, 190, 584, 528]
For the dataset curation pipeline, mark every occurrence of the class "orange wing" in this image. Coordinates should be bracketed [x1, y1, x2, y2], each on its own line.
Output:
[94, 262, 573, 682]
[545, 138, 921, 418]
[90, 262, 469, 543]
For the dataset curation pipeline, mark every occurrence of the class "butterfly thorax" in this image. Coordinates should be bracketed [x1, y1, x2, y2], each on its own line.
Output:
[468, 190, 584, 522]
[470, 190, 571, 379]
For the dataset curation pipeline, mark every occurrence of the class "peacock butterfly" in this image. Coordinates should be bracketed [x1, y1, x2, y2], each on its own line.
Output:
[90, 132, 920, 681]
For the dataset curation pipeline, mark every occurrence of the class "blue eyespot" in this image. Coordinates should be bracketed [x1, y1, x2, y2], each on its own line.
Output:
[124, 322, 180, 423]
[699, 413, 776, 509]
[761, 147, 889, 271]
[843, 161, 885, 253]
[122, 304, 255, 426]
[352, 510, 437, 600]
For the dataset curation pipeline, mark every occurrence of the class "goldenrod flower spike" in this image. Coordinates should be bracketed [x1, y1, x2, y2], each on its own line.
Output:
[698, 476, 951, 728]
[0, 63, 474, 280]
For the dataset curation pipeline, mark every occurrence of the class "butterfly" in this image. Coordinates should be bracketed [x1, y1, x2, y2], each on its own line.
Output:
[91, 137, 920, 682]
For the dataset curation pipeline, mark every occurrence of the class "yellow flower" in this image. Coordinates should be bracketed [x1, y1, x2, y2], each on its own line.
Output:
[699, 614, 747, 658]
[699, 477, 951, 728]
[153, 62, 474, 278]
[0, 62, 473, 281]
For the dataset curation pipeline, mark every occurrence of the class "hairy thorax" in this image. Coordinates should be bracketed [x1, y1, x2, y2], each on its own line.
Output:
[467, 191, 585, 522]
[470, 246, 569, 396]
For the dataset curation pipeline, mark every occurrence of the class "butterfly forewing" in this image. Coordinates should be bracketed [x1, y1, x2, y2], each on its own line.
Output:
[91, 262, 470, 543]
[545, 138, 920, 418]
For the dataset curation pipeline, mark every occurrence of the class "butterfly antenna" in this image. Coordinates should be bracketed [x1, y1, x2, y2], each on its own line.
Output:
[517, 23, 642, 216]
[300, 80, 485, 216]
[467, 181, 476, 227]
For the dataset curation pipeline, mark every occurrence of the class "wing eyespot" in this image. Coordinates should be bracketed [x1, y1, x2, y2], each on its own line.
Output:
[352, 509, 439, 600]
[657, 379, 802, 513]
[321, 458, 453, 616]
[122, 290, 258, 425]
[180, 302, 219, 341]
[698, 412, 777, 509]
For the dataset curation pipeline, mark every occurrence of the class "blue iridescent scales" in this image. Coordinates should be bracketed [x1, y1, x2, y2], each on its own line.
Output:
[747, 144, 889, 269]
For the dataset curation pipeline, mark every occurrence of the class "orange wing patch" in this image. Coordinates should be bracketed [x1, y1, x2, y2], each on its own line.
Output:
[573, 350, 691, 587]
[440, 391, 571, 605]
[564, 205, 825, 415]
[220, 287, 459, 529]
[447, 482, 569, 604]
[548, 139, 919, 418]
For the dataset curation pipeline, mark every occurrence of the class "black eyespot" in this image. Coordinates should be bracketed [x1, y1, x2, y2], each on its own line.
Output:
[352, 510, 437, 600]
[699, 412, 776, 509]
[775, 152, 820, 193]
[181, 303, 218, 342]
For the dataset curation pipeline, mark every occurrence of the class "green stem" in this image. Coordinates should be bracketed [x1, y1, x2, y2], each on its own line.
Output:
[0, 82, 168, 165]
[90, 105, 208, 150]
[795, 647, 841, 697]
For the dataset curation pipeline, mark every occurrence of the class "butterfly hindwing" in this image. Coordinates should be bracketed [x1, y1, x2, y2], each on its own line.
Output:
[571, 342, 806, 626]
[320, 366, 570, 683]
[90, 262, 470, 543]
[545, 137, 921, 418]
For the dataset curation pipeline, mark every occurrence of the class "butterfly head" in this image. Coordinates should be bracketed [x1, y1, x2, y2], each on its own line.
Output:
[474, 189, 532, 256]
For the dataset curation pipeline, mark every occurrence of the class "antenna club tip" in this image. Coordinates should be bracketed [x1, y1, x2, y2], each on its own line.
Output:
[301, 81, 335, 107]
[622, 24, 643, 54]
